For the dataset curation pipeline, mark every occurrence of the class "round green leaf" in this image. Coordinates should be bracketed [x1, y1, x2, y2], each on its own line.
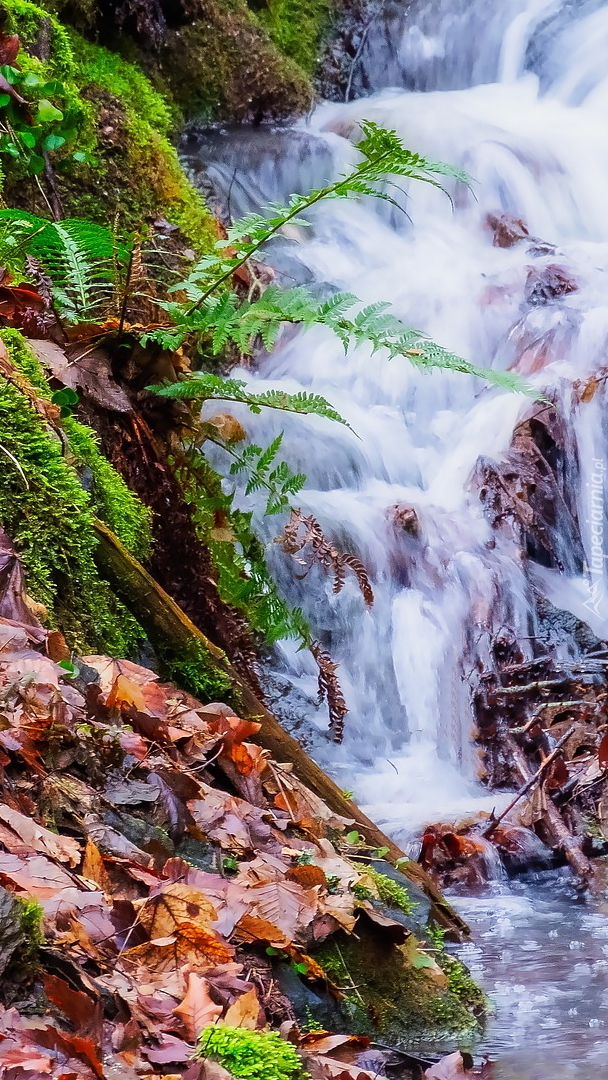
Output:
[28, 153, 46, 174]
[0, 94, 11, 107]
[36, 99, 64, 123]
[19, 130, 36, 149]
[43, 134, 65, 152]
[41, 80, 65, 95]
[22, 72, 41, 88]
[52, 388, 79, 407]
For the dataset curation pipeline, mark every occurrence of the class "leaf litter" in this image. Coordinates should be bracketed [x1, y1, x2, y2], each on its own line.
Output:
[0, 525, 484, 1080]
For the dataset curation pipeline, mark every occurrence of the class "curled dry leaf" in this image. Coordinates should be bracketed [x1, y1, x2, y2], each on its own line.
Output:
[425, 1052, 475, 1080]
[0, 806, 81, 866]
[173, 973, 222, 1041]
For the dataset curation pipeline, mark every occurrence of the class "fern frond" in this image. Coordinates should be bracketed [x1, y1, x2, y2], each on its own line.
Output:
[148, 372, 350, 425]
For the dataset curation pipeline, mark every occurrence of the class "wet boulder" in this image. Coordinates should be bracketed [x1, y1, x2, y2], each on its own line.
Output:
[525, 262, 578, 305]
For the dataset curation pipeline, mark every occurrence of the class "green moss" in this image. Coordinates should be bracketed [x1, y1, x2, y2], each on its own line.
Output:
[364, 866, 419, 916]
[0, 329, 152, 560]
[0, 329, 144, 653]
[257, 0, 333, 74]
[156, 637, 234, 706]
[16, 897, 44, 970]
[198, 1027, 306, 1080]
[144, 6, 313, 123]
[4, 0, 75, 78]
[63, 418, 152, 560]
[2, 2, 217, 250]
[314, 926, 482, 1046]
[437, 952, 487, 1017]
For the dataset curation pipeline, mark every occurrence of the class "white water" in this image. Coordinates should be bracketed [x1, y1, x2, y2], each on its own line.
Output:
[189, 0, 608, 843]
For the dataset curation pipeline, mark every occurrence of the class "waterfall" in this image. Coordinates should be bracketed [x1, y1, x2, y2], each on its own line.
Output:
[184, 0, 608, 843]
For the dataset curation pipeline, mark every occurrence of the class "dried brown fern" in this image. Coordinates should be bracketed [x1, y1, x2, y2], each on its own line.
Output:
[310, 640, 348, 744]
[275, 509, 374, 607]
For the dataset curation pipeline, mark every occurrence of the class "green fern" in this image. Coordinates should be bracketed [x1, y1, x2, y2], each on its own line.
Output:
[148, 371, 349, 427]
[0, 209, 130, 322]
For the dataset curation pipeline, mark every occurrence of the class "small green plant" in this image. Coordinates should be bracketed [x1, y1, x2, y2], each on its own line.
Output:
[363, 867, 418, 916]
[0, 61, 85, 178]
[341, 789, 354, 800]
[198, 1026, 306, 1080]
[16, 896, 44, 970]
[0, 208, 129, 321]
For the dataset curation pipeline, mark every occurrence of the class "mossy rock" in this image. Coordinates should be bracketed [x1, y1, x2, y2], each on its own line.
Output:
[47, 0, 318, 121]
[0, 329, 147, 653]
[1, 0, 218, 248]
[309, 922, 484, 1049]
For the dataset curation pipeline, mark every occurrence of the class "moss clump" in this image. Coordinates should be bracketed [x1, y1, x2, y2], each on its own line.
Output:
[314, 925, 482, 1046]
[0, 329, 152, 560]
[63, 418, 152, 561]
[437, 952, 487, 1018]
[2, 1, 217, 250]
[16, 897, 44, 970]
[257, 0, 333, 75]
[198, 1026, 305, 1080]
[144, 4, 313, 123]
[363, 866, 419, 915]
[0, 330, 144, 653]
[156, 637, 234, 706]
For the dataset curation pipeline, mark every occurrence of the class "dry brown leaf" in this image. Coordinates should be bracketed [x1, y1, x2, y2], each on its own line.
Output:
[425, 1052, 475, 1079]
[247, 879, 318, 941]
[234, 913, 290, 947]
[106, 674, 147, 712]
[136, 883, 218, 938]
[285, 865, 327, 889]
[81, 839, 112, 892]
[173, 973, 222, 1041]
[0, 805, 81, 866]
[220, 987, 261, 1029]
[205, 413, 248, 443]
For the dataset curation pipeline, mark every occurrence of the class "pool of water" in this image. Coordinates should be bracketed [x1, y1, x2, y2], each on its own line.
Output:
[452, 870, 608, 1077]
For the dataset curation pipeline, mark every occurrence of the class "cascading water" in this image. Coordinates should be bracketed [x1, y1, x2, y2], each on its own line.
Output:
[183, 0, 608, 1071]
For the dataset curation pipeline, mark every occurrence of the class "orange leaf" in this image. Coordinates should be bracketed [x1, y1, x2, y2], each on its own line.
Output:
[106, 674, 146, 712]
[285, 865, 327, 889]
[599, 731, 608, 770]
[221, 987, 261, 1029]
[173, 972, 222, 1041]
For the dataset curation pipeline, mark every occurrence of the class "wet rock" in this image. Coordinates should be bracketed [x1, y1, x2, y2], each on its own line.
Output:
[525, 263, 578, 305]
[534, 593, 603, 654]
[473, 407, 585, 572]
[486, 212, 530, 248]
[388, 503, 421, 537]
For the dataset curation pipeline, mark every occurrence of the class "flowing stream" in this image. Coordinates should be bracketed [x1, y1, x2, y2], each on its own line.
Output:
[183, 0, 608, 1072]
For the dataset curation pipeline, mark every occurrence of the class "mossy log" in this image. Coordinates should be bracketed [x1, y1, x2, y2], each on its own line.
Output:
[93, 518, 469, 937]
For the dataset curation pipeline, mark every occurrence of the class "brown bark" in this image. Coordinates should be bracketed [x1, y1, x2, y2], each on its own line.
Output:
[505, 733, 591, 881]
[93, 518, 469, 936]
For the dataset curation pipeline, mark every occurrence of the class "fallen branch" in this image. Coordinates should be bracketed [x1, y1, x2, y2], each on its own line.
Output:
[497, 732, 592, 881]
[484, 725, 575, 838]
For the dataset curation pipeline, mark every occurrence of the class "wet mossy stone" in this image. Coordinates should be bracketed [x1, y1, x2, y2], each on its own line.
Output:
[311, 922, 481, 1048]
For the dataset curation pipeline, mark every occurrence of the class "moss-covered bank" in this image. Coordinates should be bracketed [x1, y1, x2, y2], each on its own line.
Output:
[0, 329, 148, 652]
[1, 0, 218, 245]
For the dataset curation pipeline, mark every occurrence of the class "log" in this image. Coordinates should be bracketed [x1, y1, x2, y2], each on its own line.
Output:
[504, 733, 591, 882]
[93, 519, 469, 936]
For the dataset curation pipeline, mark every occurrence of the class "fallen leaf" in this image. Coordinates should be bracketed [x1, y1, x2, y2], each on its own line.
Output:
[173, 973, 222, 1040]
[220, 987, 261, 1029]
[425, 1052, 475, 1079]
[0, 805, 81, 866]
